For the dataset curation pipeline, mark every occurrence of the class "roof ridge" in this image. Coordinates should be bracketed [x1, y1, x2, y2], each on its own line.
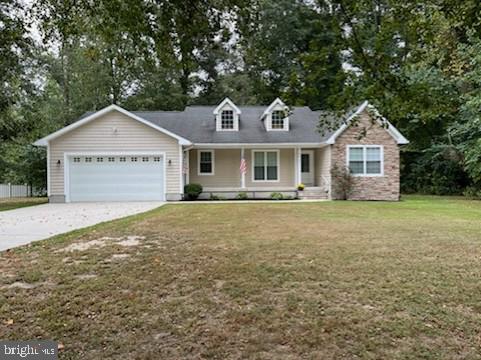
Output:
[132, 110, 183, 113]
[185, 105, 312, 108]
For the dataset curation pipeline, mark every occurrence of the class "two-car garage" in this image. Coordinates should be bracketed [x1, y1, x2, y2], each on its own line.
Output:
[35, 105, 191, 203]
[66, 154, 165, 202]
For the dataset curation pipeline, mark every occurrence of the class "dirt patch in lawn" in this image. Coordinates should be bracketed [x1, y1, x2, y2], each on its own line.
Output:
[3, 281, 37, 289]
[58, 239, 110, 252]
[57, 235, 146, 252]
[108, 254, 130, 261]
[2, 199, 481, 359]
[74, 274, 98, 280]
[116, 236, 143, 247]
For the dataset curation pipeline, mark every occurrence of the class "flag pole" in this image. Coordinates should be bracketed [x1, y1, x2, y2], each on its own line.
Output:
[240, 148, 246, 189]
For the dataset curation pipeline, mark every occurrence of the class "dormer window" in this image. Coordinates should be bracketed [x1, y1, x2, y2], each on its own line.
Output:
[214, 97, 241, 131]
[271, 111, 285, 129]
[263, 98, 289, 131]
[221, 110, 234, 129]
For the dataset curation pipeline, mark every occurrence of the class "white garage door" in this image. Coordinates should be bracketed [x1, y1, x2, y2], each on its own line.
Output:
[68, 155, 165, 202]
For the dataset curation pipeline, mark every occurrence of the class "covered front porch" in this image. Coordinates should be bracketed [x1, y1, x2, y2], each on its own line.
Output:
[183, 145, 331, 199]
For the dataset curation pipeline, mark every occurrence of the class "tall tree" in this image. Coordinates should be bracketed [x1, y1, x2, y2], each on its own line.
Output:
[0, 0, 31, 141]
[33, 0, 87, 122]
[84, 0, 153, 105]
[146, 0, 234, 104]
[238, 0, 345, 108]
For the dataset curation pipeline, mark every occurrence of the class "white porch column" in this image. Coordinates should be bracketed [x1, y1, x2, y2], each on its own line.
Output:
[241, 147, 246, 188]
[296, 147, 302, 185]
[294, 148, 298, 186]
[185, 149, 190, 185]
[179, 144, 184, 194]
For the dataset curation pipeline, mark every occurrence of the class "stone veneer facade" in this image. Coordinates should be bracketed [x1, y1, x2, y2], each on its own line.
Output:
[330, 109, 400, 201]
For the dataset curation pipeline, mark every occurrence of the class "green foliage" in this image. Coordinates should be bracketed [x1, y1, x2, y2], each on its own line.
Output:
[184, 184, 203, 200]
[236, 192, 249, 200]
[0, 141, 47, 189]
[317, 1, 481, 194]
[209, 194, 226, 201]
[463, 187, 481, 199]
[448, 34, 481, 187]
[269, 192, 294, 200]
[270, 192, 284, 200]
[401, 146, 469, 195]
[331, 165, 354, 200]
[0, 0, 31, 141]
[3, 0, 481, 196]
[463, 141, 481, 185]
[237, 0, 345, 108]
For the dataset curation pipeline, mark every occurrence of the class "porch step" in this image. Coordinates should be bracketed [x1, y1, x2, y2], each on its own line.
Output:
[298, 187, 328, 200]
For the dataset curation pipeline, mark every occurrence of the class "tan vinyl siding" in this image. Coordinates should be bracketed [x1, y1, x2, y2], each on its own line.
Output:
[189, 149, 241, 187]
[188, 148, 296, 189]
[49, 110, 181, 196]
[245, 148, 295, 188]
[316, 146, 331, 192]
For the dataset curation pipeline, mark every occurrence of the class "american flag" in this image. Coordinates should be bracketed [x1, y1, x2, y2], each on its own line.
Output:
[240, 157, 247, 174]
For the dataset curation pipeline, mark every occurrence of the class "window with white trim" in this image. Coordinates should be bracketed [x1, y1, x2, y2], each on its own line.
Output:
[271, 110, 285, 129]
[73, 157, 81, 163]
[198, 150, 214, 175]
[348, 145, 383, 175]
[221, 110, 234, 130]
[253, 151, 278, 181]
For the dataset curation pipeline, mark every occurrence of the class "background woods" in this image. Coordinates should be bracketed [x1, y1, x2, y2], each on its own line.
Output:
[1, 0, 481, 195]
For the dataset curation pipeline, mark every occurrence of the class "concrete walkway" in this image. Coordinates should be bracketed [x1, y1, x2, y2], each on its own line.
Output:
[0, 202, 164, 252]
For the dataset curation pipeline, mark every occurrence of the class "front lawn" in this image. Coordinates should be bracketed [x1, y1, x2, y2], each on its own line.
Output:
[0, 197, 47, 211]
[1, 196, 481, 358]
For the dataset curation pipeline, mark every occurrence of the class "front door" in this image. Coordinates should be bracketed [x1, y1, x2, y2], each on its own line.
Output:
[301, 150, 314, 186]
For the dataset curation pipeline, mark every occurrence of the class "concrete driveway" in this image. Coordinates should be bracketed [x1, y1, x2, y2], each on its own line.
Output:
[0, 202, 165, 252]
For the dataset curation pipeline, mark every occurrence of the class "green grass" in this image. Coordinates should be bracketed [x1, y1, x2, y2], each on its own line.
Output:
[0, 197, 47, 211]
[1, 196, 481, 359]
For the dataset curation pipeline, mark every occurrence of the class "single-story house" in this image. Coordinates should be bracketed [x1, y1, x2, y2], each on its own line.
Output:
[34, 98, 408, 202]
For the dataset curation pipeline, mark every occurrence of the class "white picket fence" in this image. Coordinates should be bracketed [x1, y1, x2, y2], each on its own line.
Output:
[0, 184, 43, 198]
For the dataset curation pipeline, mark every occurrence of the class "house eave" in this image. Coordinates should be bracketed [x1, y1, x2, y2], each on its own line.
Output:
[262, 97, 287, 117]
[193, 142, 327, 149]
[33, 104, 192, 147]
[213, 97, 242, 115]
[325, 100, 409, 145]
[33, 139, 48, 146]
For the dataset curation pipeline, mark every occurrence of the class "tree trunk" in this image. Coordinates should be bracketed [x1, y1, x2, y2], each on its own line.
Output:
[109, 54, 118, 104]
[60, 39, 71, 124]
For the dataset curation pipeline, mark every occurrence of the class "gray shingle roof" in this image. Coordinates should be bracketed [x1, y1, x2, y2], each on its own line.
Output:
[38, 101, 408, 147]
[127, 105, 334, 144]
